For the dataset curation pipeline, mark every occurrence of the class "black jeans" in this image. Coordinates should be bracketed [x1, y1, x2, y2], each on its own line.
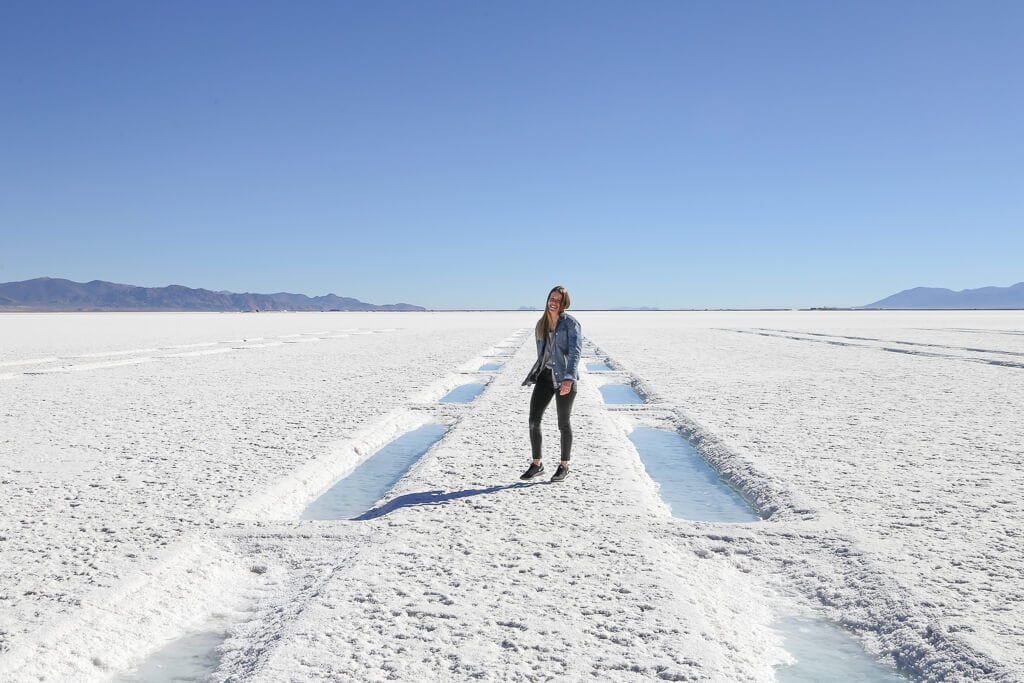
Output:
[528, 370, 577, 461]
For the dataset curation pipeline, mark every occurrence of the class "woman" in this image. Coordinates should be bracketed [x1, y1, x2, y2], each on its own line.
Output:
[521, 285, 582, 482]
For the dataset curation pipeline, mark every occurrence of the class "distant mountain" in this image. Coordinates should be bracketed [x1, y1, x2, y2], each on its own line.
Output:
[0, 278, 426, 312]
[865, 282, 1024, 309]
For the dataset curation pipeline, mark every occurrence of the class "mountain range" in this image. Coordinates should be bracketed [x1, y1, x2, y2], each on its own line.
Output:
[0, 278, 425, 312]
[4, 277, 1021, 312]
[865, 282, 1024, 309]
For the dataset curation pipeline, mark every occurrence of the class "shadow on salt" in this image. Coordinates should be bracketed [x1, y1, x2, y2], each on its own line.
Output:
[628, 427, 758, 522]
[440, 383, 487, 403]
[302, 424, 448, 520]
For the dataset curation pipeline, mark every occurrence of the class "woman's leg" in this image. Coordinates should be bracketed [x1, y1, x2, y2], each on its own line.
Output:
[528, 373, 556, 461]
[554, 383, 577, 463]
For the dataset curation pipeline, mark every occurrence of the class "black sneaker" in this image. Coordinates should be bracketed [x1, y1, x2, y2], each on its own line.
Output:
[550, 464, 569, 482]
[520, 462, 544, 480]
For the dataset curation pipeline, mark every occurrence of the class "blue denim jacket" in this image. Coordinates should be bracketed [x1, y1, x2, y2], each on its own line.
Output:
[529, 313, 582, 388]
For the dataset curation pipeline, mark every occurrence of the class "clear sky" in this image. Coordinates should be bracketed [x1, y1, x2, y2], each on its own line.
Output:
[2, 1, 1022, 310]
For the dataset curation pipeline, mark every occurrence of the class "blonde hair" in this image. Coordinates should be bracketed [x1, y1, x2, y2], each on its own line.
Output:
[535, 286, 571, 339]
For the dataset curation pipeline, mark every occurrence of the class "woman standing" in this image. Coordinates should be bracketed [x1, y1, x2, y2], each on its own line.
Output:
[521, 285, 582, 482]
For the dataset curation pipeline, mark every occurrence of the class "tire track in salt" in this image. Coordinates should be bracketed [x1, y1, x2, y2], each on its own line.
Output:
[943, 327, 1024, 338]
[777, 328, 1024, 358]
[0, 328, 397, 380]
[728, 328, 1024, 370]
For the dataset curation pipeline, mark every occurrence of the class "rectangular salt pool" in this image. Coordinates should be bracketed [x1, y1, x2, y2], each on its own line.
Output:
[776, 617, 907, 682]
[114, 628, 225, 682]
[440, 383, 487, 403]
[628, 427, 759, 522]
[302, 424, 448, 520]
[599, 384, 644, 404]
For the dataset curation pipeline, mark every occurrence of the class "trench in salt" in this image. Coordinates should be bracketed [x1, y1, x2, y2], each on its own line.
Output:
[302, 423, 449, 521]
[599, 383, 644, 404]
[440, 383, 487, 403]
[775, 617, 908, 681]
[628, 426, 759, 523]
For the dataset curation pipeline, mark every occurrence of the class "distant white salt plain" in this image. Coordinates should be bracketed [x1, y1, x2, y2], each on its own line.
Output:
[1, 310, 1022, 681]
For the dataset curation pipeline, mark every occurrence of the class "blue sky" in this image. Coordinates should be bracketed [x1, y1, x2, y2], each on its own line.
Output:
[2, 1, 1022, 309]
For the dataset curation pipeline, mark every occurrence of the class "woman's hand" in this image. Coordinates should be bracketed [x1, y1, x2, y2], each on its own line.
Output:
[559, 380, 573, 396]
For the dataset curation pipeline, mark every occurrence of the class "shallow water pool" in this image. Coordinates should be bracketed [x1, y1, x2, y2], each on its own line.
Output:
[114, 628, 225, 682]
[599, 384, 644, 404]
[775, 617, 908, 682]
[440, 383, 487, 403]
[628, 427, 758, 522]
[302, 424, 448, 520]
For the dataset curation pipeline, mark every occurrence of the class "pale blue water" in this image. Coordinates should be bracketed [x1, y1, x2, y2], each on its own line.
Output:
[586, 362, 613, 372]
[479, 362, 503, 371]
[627, 427, 759, 522]
[114, 629, 225, 682]
[599, 384, 644, 404]
[302, 424, 448, 520]
[776, 617, 908, 682]
[440, 383, 487, 403]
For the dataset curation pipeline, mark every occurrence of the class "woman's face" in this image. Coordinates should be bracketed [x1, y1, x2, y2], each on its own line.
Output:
[547, 290, 563, 314]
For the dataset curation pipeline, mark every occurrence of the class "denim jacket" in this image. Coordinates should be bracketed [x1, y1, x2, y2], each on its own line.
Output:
[523, 313, 582, 388]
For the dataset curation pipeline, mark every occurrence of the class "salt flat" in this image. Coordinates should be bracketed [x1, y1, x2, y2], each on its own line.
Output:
[585, 310, 1024, 680]
[1, 310, 1021, 681]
